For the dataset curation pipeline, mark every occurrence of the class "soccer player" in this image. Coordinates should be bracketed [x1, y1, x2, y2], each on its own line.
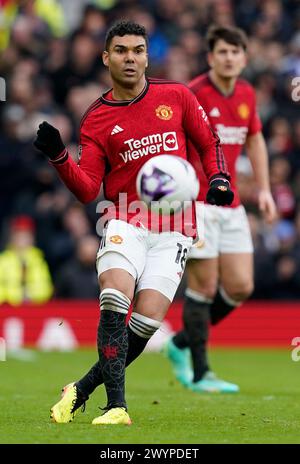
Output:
[165, 25, 277, 393]
[34, 21, 233, 425]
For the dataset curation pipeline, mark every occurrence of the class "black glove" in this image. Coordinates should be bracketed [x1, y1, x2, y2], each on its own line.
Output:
[33, 121, 65, 160]
[206, 176, 234, 206]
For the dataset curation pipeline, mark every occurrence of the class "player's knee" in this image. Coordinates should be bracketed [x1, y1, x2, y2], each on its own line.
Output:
[188, 281, 217, 300]
[100, 288, 131, 314]
[224, 280, 254, 303]
[99, 272, 134, 301]
[187, 263, 217, 300]
[134, 289, 171, 322]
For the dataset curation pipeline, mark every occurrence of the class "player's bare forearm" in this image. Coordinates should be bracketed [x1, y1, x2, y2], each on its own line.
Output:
[246, 132, 277, 223]
[245, 132, 270, 192]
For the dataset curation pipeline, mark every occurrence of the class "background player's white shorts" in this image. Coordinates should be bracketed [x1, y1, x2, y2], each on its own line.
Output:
[96, 219, 193, 301]
[189, 204, 253, 259]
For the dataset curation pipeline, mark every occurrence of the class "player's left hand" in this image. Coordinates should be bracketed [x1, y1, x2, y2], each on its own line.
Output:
[206, 176, 234, 206]
[34, 121, 65, 160]
[258, 190, 277, 224]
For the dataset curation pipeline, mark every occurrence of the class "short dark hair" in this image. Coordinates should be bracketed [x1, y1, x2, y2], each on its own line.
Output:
[206, 25, 248, 52]
[105, 21, 148, 50]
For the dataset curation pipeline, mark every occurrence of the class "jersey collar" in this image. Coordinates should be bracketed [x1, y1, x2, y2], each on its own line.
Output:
[207, 72, 237, 98]
[100, 79, 150, 106]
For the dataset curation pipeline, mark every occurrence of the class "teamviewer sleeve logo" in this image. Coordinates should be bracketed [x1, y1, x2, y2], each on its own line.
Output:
[162, 132, 178, 151]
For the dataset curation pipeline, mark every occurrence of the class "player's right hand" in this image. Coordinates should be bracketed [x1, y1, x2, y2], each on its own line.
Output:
[258, 190, 277, 224]
[34, 121, 65, 160]
[206, 176, 234, 206]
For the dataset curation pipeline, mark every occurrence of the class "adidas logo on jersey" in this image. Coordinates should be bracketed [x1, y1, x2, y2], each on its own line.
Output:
[209, 107, 221, 117]
[111, 125, 124, 135]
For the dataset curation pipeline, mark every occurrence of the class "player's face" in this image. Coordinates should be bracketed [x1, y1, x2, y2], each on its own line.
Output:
[208, 39, 246, 79]
[103, 35, 148, 87]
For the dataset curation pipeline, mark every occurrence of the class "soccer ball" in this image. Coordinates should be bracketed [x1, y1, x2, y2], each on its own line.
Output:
[136, 155, 200, 214]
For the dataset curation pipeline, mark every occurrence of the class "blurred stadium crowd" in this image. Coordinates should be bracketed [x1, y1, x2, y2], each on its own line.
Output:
[0, 0, 300, 304]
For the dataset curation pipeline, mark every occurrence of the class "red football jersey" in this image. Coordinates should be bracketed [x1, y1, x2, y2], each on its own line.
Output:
[51, 77, 229, 235]
[188, 73, 262, 208]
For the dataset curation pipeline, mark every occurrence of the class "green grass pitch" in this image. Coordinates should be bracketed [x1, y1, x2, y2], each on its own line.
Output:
[1, 347, 300, 444]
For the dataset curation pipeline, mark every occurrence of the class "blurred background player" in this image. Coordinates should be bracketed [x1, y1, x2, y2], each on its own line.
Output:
[33, 21, 233, 425]
[165, 25, 277, 393]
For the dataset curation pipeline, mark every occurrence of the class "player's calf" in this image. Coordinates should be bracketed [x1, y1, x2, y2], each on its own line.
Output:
[224, 280, 254, 303]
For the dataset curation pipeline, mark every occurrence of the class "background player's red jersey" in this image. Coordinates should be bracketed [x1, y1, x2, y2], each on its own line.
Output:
[188, 73, 262, 208]
[51, 78, 229, 234]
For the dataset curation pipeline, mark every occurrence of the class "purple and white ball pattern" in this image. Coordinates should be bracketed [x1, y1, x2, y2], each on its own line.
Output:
[140, 167, 177, 202]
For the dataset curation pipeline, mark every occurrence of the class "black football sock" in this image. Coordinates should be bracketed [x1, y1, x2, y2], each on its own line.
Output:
[210, 287, 239, 325]
[98, 289, 130, 409]
[172, 330, 189, 349]
[127, 312, 161, 361]
[76, 312, 160, 397]
[99, 309, 127, 409]
[183, 289, 212, 382]
[76, 361, 102, 397]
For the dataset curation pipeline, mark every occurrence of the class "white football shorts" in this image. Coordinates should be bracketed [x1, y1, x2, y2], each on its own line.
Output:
[96, 219, 193, 301]
[189, 204, 253, 259]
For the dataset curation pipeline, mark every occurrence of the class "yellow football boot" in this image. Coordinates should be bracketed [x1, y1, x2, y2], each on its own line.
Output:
[92, 407, 132, 425]
[50, 382, 85, 423]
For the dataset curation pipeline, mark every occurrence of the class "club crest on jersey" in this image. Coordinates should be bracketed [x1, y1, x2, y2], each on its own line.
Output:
[155, 105, 173, 120]
[109, 235, 123, 244]
[237, 103, 250, 119]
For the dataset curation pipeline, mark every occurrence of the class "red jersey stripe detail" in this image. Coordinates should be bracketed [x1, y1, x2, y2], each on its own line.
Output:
[216, 132, 229, 176]
[218, 143, 226, 174]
